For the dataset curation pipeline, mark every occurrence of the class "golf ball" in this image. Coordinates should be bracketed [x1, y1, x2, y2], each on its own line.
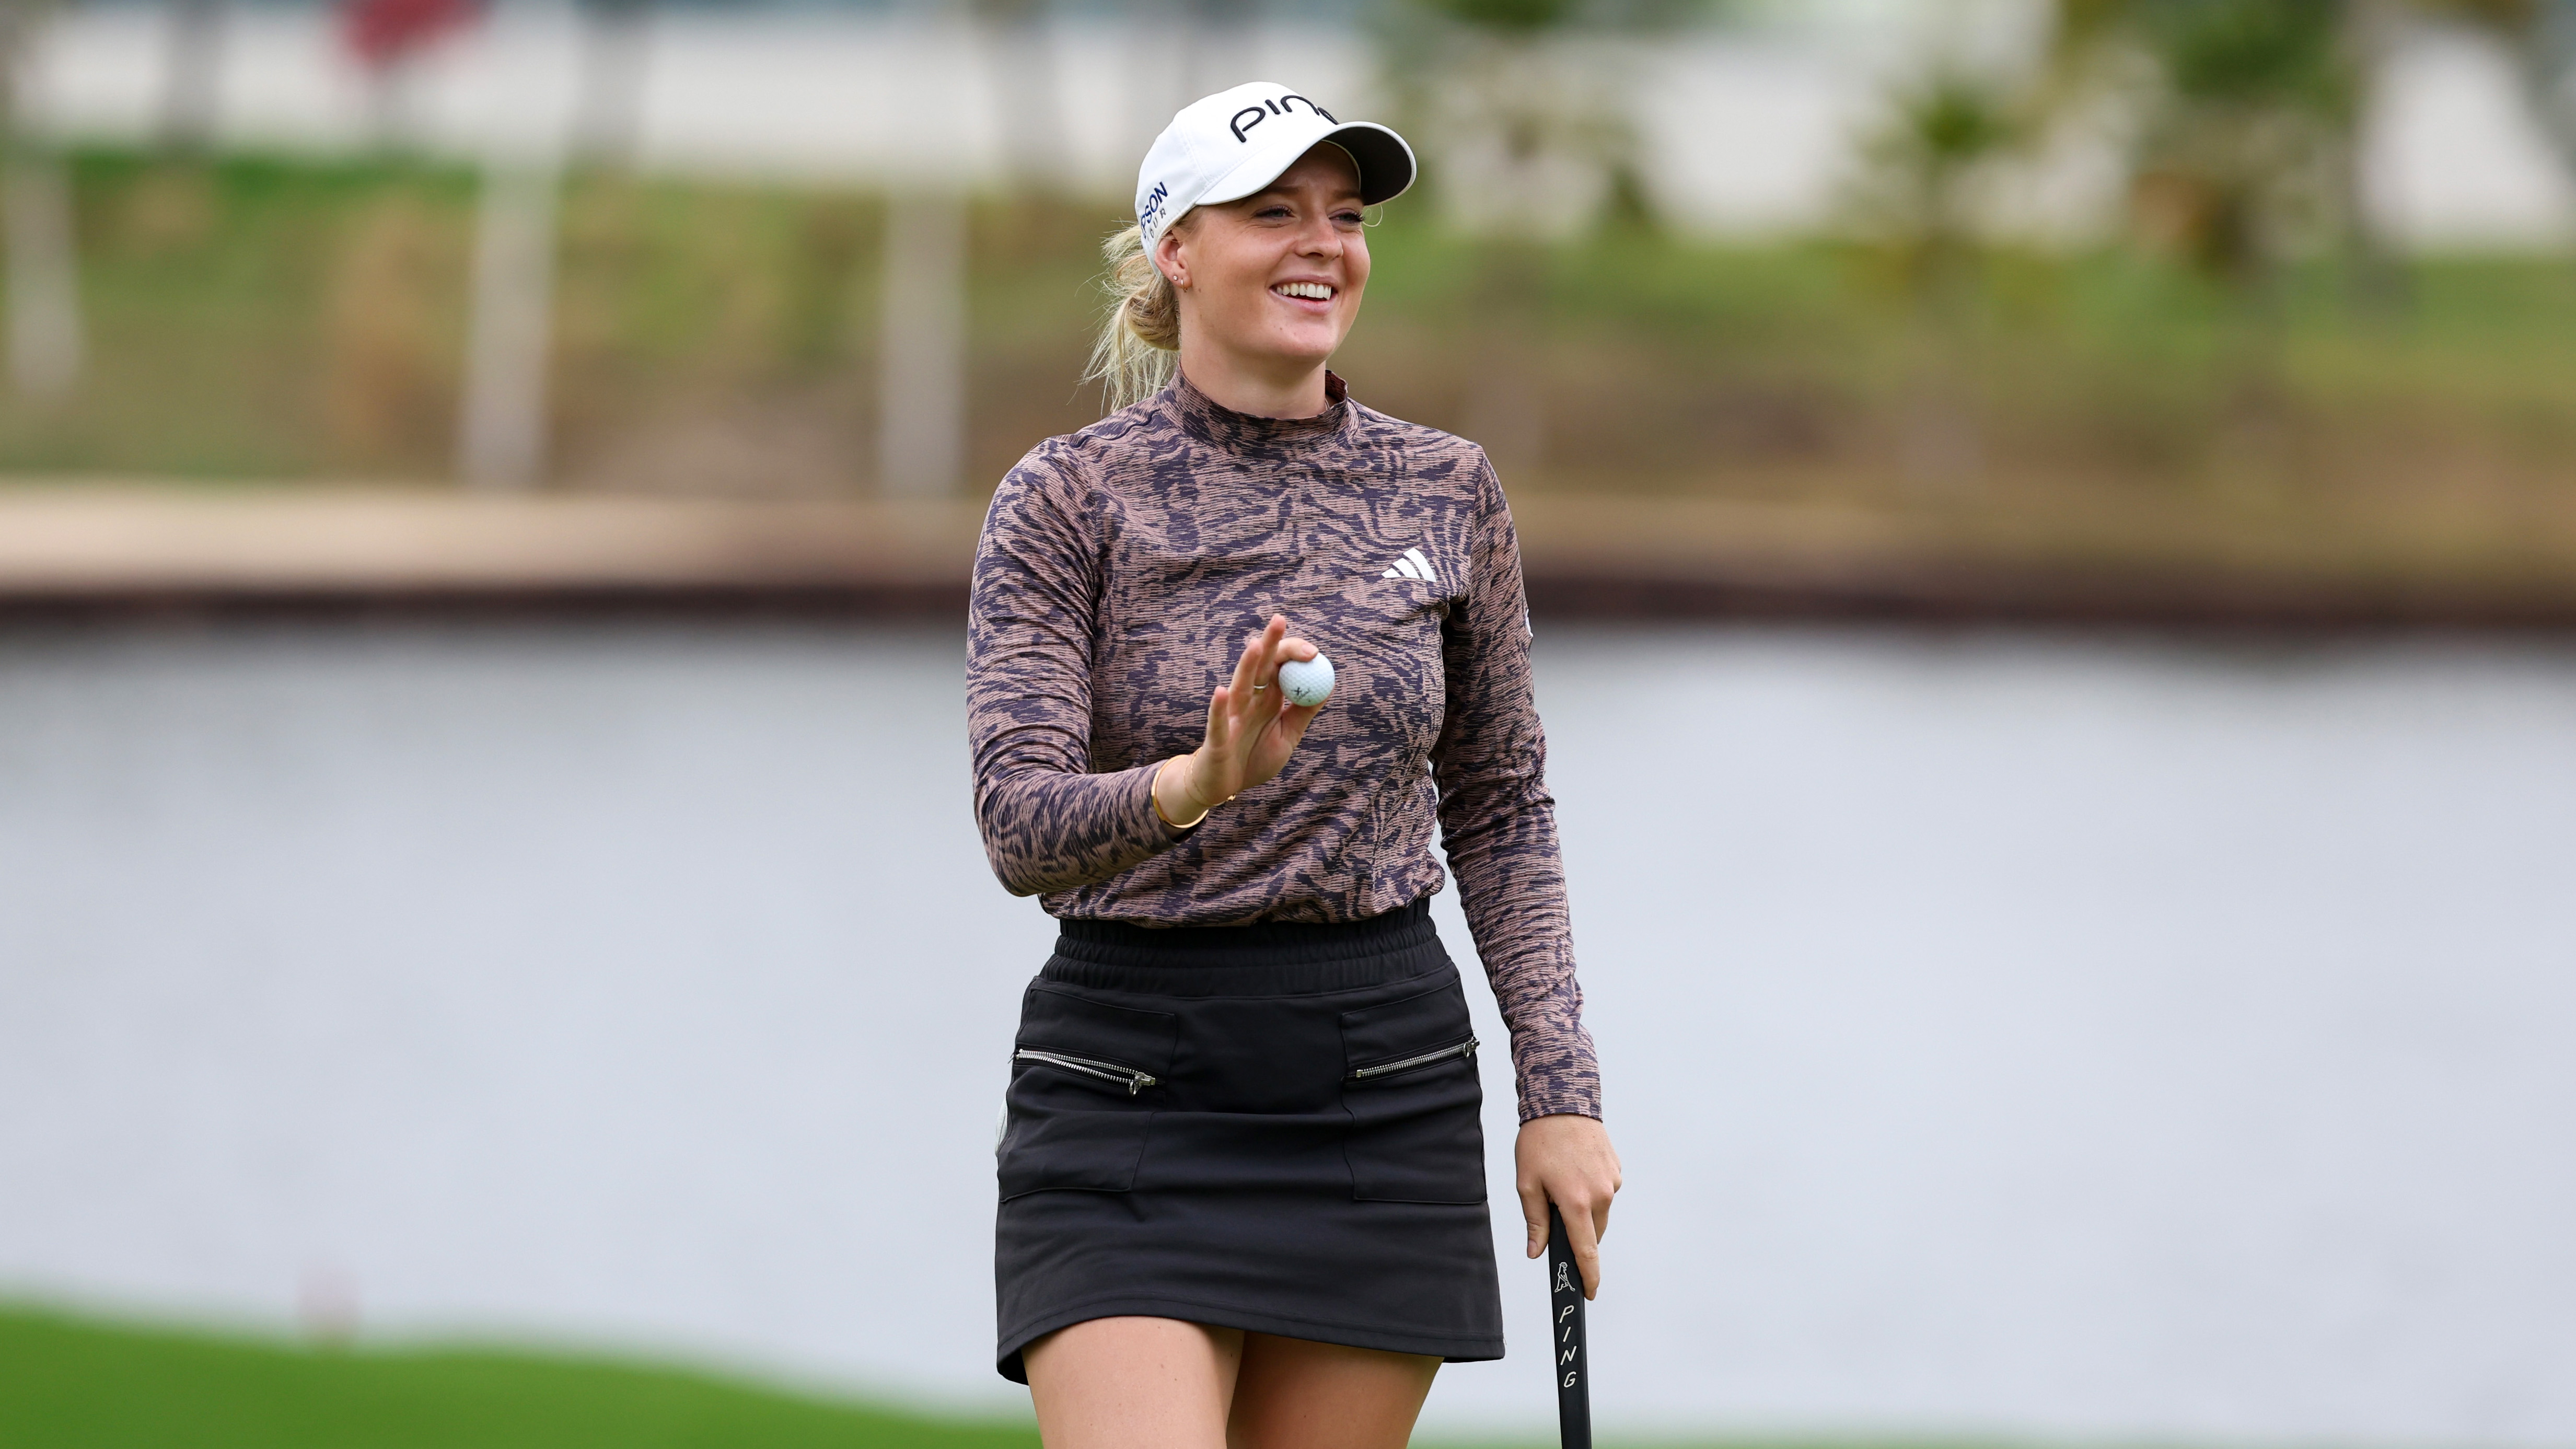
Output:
[1277, 654, 1335, 707]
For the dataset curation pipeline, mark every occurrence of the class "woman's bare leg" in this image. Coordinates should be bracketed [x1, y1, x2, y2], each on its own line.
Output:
[1225, 1332, 1440, 1449]
[1024, 1317, 1245, 1449]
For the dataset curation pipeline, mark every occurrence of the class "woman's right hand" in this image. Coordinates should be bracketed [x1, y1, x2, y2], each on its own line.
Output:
[1153, 615, 1325, 826]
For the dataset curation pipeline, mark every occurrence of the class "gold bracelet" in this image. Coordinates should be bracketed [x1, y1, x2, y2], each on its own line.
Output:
[1152, 758, 1213, 830]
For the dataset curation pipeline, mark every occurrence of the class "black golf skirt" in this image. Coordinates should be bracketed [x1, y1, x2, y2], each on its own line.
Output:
[992, 896, 1504, 1383]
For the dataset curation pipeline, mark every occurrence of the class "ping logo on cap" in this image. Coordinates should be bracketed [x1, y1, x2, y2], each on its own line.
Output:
[1135, 81, 1412, 245]
[1228, 93, 1337, 143]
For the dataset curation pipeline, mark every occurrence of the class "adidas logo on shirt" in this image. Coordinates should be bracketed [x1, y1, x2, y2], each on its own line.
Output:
[1380, 547, 1438, 583]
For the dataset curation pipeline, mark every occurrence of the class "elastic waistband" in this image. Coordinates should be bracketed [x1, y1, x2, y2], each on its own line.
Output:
[1042, 897, 1449, 998]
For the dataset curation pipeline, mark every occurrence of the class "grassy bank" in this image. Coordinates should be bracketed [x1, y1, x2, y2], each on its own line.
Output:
[8, 149, 2576, 583]
[6, 1301, 1831, 1449]
[0, 1302, 1039, 1449]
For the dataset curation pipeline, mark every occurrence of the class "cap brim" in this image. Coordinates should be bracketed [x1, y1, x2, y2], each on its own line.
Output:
[1198, 121, 1417, 211]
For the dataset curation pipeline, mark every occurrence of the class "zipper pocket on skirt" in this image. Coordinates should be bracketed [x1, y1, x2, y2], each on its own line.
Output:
[1015, 1048, 1159, 1096]
[1349, 1035, 1478, 1082]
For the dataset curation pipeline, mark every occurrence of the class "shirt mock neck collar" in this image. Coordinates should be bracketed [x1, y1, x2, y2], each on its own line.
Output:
[1166, 369, 1352, 451]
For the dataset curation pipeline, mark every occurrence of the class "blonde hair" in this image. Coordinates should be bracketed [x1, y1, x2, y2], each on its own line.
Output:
[1085, 215, 1191, 413]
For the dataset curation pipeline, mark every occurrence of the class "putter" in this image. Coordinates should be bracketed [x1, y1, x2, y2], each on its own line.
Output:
[1547, 1204, 1592, 1449]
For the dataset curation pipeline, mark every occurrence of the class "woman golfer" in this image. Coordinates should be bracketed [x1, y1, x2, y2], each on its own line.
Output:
[968, 80, 1620, 1448]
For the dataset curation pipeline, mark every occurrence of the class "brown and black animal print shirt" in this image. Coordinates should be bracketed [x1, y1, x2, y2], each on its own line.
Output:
[966, 370, 1600, 1122]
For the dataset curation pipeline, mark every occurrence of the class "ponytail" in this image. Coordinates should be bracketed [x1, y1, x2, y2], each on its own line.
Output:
[1085, 218, 1187, 412]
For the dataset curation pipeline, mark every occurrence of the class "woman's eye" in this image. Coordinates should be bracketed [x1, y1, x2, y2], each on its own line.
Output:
[1333, 211, 1364, 227]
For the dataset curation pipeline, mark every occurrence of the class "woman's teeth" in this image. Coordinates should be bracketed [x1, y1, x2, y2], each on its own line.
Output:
[1273, 282, 1334, 300]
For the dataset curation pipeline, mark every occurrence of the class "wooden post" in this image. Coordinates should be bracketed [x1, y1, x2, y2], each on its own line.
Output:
[877, 188, 967, 497]
[0, 0, 81, 400]
[457, 160, 561, 489]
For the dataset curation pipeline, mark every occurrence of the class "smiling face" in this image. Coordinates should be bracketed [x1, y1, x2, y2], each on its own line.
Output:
[1156, 143, 1371, 393]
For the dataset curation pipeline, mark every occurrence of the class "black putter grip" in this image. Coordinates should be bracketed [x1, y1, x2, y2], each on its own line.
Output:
[1547, 1204, 1593, 1449]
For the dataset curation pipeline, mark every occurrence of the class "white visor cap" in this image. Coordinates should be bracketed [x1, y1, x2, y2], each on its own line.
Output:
[1135, 81, 1416, 246]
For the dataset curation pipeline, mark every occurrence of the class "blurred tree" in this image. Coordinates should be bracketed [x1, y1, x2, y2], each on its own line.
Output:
[2048, 1, 2576, 296]
[2049, 0, 2366, 290]
[1376, 0, 1721, 475]
[1387, 0, 1721, 237]
[1853, 67, 2027, 307]
[1849, 65, 2030, 490]
[2032, 1, 2536, 488]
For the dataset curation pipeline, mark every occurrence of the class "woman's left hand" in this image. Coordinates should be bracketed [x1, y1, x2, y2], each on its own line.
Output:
[1515, 1114, 1622, 1299]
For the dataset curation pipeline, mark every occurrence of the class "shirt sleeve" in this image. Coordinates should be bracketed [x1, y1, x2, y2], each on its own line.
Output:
[967, 447, 1189, 896]
[1432, 453, 1603, 1122]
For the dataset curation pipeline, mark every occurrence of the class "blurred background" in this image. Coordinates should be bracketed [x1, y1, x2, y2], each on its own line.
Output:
[2, 0, 2574, 1445]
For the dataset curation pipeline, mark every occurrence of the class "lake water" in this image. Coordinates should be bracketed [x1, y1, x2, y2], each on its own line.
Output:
[2, 622, 2571, 1444]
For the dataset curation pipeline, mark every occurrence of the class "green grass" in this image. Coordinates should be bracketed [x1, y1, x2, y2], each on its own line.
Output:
[0, 1301, 1720, 1449]
[0, 1301, 1039, 1449]
[0, 1301, 2181, 1449]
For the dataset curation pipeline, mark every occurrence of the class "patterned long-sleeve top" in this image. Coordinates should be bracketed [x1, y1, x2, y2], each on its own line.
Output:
[966, 370, 1599, 1121]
